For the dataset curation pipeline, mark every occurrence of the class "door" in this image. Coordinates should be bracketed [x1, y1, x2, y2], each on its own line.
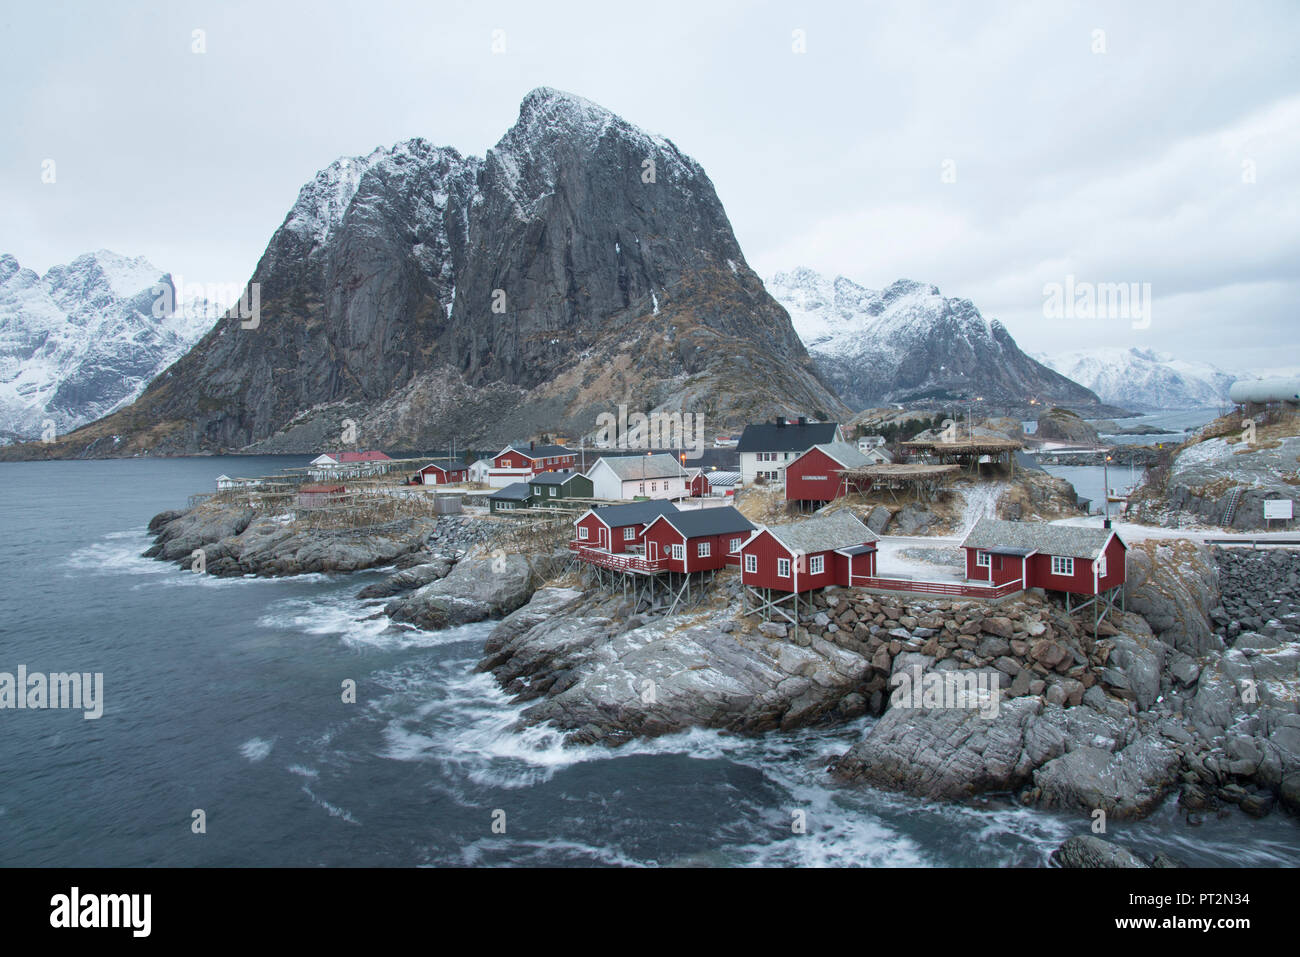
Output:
[598, 526, 608, 550]
[648, 540, 658, 561]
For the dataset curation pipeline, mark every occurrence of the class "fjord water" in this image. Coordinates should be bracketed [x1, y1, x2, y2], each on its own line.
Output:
[1, 458, 1296, 867]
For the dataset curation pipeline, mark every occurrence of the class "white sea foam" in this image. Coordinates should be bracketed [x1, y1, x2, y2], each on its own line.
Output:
[300, 784, 359, 825]
[238, 737, 273, 762]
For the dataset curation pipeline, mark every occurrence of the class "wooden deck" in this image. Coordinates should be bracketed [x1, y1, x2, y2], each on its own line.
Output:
[569, 542, 667, 574]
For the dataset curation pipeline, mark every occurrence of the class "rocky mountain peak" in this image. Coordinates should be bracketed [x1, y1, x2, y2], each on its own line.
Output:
[17, 90, 844, 457]
[771, 266, 1102, 412]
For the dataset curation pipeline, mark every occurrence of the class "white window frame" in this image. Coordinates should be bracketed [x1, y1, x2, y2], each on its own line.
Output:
[809, 554, 824, 575]
[1096, 553, 1107, 577]
[976, 550, 990, 568]
[671, 544, 685, 561]
[730, 538, 742, 554]
[1051, 555, 1074, 577]
[623, 526, 635, 541]
[579, 526, 589, 540]
[698, 542, 710, 558]
[549, 487, 557, 496]
[777, 557, 791, 578]
[744, 553, 757, 573]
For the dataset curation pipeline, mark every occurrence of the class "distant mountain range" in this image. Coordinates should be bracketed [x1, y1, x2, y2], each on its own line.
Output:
[1035, 347, 1236, 413]
[0, 251, 216, 444]
[10, 89, 845, 459]
[768, 267, 1101, 412]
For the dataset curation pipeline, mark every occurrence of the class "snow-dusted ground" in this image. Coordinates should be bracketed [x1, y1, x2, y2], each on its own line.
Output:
[955, 480, 1008, 535]
[873, 537, 966, 582]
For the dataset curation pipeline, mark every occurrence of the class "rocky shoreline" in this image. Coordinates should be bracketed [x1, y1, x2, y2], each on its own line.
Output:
[477, 542, 1300, 828]
[145, 502, 499, 577]
[144, 500, 1300, 846]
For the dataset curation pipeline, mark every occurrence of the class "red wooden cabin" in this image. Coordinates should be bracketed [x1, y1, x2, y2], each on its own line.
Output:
[416, 459, 469, 485]
[640, 507, 756, 573]
[785, 443, 873, 503]
[573, 501, 679, 554]
[740, 510, 878, 593]
[960, 518, 1126, 595]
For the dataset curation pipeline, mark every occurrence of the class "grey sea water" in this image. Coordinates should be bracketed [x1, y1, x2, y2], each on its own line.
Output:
[1, 457, 1295, 866]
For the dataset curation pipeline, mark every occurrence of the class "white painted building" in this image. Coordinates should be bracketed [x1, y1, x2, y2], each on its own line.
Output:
[587, 453, 690, 500]
[736, 418, 843, 485]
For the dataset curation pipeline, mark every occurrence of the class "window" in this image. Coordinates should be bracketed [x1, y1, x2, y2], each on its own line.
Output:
[533, 486, 541, 495]
[1052, 555, 1074, 576]
[698, 542, 710, 558]
[809, 555, 824, 575]
[638, 483, 645, 494]
[579, 526, 589, 540]
[730, 538, 742, 553]
[623, 526, 635, 541]
[671, 544, 685, 560]
[744, 554, 757, 573]
[1096, 554, 1107, 577]
[976, 550, 990, 568]
[549, 487, 556, 496]
[777, 558, 791, 577]
[651, 482, 657, 492]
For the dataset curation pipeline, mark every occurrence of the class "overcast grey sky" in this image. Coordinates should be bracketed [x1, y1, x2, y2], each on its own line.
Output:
[3, 0, 1297, 370]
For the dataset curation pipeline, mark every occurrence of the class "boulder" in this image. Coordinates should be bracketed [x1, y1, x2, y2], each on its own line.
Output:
[1050, 835, 1150, 868]
[1122, 540, 1221, 657]
[1034, 734, 1180, 819]
[386, 553, 547, 629]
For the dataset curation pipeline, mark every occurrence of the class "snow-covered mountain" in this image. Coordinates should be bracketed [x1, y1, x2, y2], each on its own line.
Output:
[14, 88, 843, 459]
[0, 250, 218, 443]
[769, 267, 1100, 411]
[1036, 347, 1236, 412]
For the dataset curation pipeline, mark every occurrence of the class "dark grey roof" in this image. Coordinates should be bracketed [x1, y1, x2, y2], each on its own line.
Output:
[419, 458, 464, 471]
[736, 421, 839, 453]
[530, 471, 584, 486]
[656, 506, 755, 538]
[590, 500, 680, 527]
[960, 517, 1118, 560]
[490, 482, 532, 501]
[509, 444, 572, 459]
[683, 448, 741, 471]
[837, 543, 877, 556]
[762, 510, 877, 554]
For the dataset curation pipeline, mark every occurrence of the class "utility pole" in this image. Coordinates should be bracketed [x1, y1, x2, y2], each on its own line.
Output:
[1103, 452, 1111, 523]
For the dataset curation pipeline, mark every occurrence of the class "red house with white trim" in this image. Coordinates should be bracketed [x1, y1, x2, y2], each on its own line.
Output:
[415, 458, 469, 485]
[960, 518, 1126, 596]
[488, 444, 576, 487]
[573, 501, 680, 554]
[640, 507, 756, 573]
[740, 511, 878, 593]
[785, 442, 873, 503]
